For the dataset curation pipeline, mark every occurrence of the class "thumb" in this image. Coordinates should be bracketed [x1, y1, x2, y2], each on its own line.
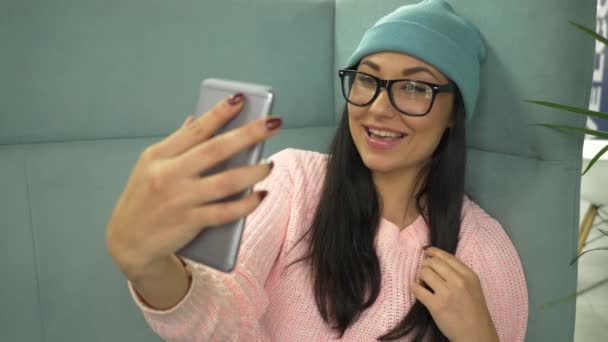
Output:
[180, 115, 194, 129]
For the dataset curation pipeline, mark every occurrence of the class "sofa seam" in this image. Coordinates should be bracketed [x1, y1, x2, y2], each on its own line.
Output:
[23, 146, 47, 342]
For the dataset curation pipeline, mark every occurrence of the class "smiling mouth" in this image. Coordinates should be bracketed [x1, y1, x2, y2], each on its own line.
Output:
[363, 125, 407, 140]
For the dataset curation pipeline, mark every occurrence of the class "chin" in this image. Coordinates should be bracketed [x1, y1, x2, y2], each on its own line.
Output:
[359, 151, 401, 173]
[358, 145, 427, 178]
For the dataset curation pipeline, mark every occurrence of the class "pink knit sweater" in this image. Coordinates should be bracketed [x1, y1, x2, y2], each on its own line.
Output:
[129, 148, 528, 341]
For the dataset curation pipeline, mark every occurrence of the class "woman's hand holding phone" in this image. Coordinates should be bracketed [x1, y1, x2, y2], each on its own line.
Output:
[106, 94, 282, 283]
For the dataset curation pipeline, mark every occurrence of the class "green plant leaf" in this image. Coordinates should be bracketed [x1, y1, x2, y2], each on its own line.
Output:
[570, 246, 608, 265]
[569, 20, 608, 46]
[582, 143, 608, 175]
[536, 124, 608, 139]
[525, 100, 608, 121]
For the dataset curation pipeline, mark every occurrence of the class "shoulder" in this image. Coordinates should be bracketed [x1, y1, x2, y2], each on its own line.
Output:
[457, 196, 525, 280]
[266, 148, 328, 185]
[458, 196, 510, 250]
[456, 196, 525, 273]
[267, 148, 328, 169]
[262, 148, 329, 245]
[458, 197, 529, 341]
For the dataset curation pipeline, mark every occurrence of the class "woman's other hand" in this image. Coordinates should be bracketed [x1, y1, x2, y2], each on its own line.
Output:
[412, 247, 499, 342]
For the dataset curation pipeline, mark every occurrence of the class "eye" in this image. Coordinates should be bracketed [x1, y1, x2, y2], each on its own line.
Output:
[400, 82, 432, 98]
[402, 82, 425, 93]
[355, 73, 376, 87]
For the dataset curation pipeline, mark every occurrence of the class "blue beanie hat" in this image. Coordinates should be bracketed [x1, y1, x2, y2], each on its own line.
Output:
[344, 0, 486, 122]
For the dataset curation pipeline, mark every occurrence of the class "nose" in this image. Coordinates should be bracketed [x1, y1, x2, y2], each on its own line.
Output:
[368, 87, 397, 118]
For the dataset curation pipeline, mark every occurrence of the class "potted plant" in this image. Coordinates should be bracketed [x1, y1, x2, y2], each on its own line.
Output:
[527, 21, 608, 305]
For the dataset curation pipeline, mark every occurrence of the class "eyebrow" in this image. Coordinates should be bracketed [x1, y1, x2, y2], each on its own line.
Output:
[359, 60, 440, 82]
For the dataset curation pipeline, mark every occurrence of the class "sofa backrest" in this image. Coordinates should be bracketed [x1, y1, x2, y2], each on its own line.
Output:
[1, 0, 595, 341]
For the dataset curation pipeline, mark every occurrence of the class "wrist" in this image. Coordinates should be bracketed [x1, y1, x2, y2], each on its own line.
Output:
[129, 255, 193, 310]
[452, 322, 498, 342]
[453, 334, 497, 342]
[482, 316, 499, 342]
[120, 253, 180, 283]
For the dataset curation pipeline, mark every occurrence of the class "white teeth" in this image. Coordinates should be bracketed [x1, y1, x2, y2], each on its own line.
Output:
[368, 128, 404, 138]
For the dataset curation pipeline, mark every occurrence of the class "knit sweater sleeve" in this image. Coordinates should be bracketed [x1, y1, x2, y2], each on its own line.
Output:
[127, 149, 295, 341]
[457, 207, 529, 342]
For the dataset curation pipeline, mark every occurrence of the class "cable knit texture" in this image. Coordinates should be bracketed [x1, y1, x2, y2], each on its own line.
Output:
[128, 148, 528, 341]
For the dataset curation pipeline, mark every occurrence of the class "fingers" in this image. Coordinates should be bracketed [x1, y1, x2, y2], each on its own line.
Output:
[412, 281, 435, 308]
[183, 161, 274, 205]
[181, 115, 195, 129]
[424, 247, 470, 277]
[421, 255, 458, 284]
[185, 189, 267, 230]
[179, 116, 282, 177]
[156, 93, 246, 158]
[418, 266, 448, 294]
[413, 265, 447, 311]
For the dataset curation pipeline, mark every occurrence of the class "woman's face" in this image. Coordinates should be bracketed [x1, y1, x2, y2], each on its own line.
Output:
[347, 51, 455, 175]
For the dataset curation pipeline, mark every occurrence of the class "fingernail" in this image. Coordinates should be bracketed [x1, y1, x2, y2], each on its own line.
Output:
[265, 117, 282, 131]
[422, 245, 431, 250]
[182, 115, 194, 127]
[258, 190, 268, 201]
[260, 159, 274, 170]
[228, 93, 245, 105]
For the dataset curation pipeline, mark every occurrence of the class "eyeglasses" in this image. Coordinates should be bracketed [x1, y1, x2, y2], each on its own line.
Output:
[338, 69, 455, 116]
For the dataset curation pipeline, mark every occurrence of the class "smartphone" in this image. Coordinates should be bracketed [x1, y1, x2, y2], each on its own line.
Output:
[177, 78, 274, 272]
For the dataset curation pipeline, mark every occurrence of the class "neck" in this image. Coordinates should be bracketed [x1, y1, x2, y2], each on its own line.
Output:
[372, 164, 427, 230]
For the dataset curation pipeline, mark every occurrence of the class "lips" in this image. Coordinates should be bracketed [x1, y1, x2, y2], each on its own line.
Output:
[362, 124, 407, 150]
[362, 124, 407, 139]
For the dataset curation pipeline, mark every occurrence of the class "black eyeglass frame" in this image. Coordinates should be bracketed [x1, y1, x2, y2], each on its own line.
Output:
[338, 69, 455, 116]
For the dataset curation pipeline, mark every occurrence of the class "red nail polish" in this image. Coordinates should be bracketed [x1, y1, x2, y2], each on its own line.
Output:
[258, 191, 268, 201]
[228, 93, 245, 105]
[265, 117, 282, 131]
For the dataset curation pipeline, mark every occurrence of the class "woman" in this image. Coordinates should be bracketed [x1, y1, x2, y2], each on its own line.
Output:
[106, 0, 528, 341]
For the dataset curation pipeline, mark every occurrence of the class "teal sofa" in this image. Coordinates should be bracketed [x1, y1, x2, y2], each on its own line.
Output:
[1, 0, 595, 341]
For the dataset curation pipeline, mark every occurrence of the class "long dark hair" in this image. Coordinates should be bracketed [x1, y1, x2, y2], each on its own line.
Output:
[288, 88, 466, 341]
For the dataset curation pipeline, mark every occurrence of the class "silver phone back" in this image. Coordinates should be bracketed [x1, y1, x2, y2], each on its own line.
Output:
[177, 78, 274, 272]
